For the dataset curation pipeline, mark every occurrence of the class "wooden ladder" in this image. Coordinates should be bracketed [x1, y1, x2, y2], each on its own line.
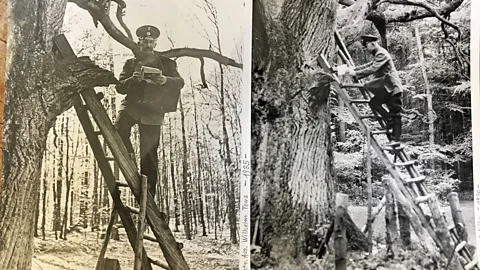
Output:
[52, 34, 190, 270]
[315, 31, 478, 269]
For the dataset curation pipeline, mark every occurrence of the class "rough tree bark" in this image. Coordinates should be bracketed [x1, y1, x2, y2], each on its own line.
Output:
[0, 0, 117, 267]
[0, 0, 6, 189]
[251, 0, 336, 265]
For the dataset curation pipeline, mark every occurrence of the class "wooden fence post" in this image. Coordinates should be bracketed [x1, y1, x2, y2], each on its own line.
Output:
[335, 193, 349, 270]
[448, 192, 468, 242]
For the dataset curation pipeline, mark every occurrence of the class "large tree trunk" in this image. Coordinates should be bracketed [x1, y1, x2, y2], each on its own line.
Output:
[251, 0, 336, 265]
[0, 0, 6, 189]
[0, 0, 115, 267]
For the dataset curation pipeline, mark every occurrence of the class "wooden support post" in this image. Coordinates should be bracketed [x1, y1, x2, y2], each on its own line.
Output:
[428, 195, 462, 269]
[96, 207, 118, 270]
[397, 203, 411, 247]
[104, 258, 122, 270]
[448, 192, 468, 242]
[384, 177, 399, 257]
[366, 130, 373, 254]
[134, 175, 149, 270]
[335, 193, 349, 270]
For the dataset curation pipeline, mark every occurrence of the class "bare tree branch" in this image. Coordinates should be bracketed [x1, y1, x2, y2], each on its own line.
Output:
[68, 0, 242, 69]
[378, 0, 462, 40]
[379, 0, 464, 24]
[199, 57, 208, 88]
[157, 48, 242, 68]
[114, 0, 133, 40]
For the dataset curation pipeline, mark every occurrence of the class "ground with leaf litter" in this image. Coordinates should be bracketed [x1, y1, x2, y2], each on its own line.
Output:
[251, 200, 475, 270]
[32, 227, 239, 270]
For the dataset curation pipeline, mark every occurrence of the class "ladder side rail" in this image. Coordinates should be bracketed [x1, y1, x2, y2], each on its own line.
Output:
[96, 207, 118, 270]
[318, 54, 450, 256]
[80, 89, 190, 270]
[75, 99, 154, 270]
[134, 175, 149, 270]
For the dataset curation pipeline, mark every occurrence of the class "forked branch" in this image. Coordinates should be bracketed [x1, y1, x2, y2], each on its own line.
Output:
[68, 0, 242, 68]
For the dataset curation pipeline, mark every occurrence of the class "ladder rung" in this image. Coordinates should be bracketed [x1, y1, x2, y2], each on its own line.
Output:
[360, 115, 377, 119]
[455, 241, 467, 252]
[116, 180, 129, 187]
[383, 144, 405, 151]
[372, 129, 389, 135]
[464, 258, 479, 270]
[414, 194, 432, 205]
[148, 256, 169, 269]
[106, 156, 115, 161]
[144, 233, 156, 242]
[395, 160, 415, 167]
[94, 130, 102, 136]
[350, 99, 370, 104]
[145, 234, 184, 250]
[405, 176, 426, 184]
[340, 83, 364, 88]
[125, 205, 140, 214]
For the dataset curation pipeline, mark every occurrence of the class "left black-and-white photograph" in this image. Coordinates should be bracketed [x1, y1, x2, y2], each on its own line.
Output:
[1, 0, 244, 269]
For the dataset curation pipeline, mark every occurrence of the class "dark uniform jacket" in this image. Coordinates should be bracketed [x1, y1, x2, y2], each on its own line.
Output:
[116, 52, 185, 125]
[354, 46, 402, 95]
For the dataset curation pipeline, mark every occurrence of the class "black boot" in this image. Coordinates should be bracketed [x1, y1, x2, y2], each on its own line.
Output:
[386, 114, 402, 147]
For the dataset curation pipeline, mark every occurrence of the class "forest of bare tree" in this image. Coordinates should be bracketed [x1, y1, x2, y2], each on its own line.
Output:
[0, 0, 244, 269]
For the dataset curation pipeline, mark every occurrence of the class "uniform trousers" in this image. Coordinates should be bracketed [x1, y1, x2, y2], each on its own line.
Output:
[363, 77, 403, 141]
[114, 110, 160, 196]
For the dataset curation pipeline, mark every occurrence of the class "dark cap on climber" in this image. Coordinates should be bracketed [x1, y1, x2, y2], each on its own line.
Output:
[360, 35, 378, 44]
[136, 25, 160, 40]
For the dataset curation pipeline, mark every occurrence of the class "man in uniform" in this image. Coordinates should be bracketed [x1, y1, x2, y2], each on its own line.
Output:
[115, 25, 184, 196]
[346, 35, 403, 145]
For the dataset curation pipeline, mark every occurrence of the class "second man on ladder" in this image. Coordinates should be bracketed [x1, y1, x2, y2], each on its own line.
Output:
[115, 25, 185, 196]
[346, 35, 403, 146]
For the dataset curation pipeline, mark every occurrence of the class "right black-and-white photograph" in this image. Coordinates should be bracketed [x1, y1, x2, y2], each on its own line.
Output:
[251, 0, 476, 269]
[1, 0, 244, 269]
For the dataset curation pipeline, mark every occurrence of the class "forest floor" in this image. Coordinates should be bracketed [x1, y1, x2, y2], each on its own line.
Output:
[254, 200, 476, 270]
[32, 225, 239, 270]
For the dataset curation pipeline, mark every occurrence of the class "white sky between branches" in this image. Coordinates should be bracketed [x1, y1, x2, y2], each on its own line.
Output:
[63, 0, 244, 118]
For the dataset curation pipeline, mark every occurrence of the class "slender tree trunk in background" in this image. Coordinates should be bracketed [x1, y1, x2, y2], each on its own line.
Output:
[53, 173, 59, 239]
[169, 118, 180, 232]
[161, 127, 170, 221]
[92, 161, 99, 228]
[55, 120, 65, 238]
[102, 141, 110, 227]
[192, 86, 207, 236]
[251, 0, 336, 264]
[337, 58, 346, 142]
[34, 189, 40, 237]
[179, 97, 192, 240]
[61, 118, 71, 239]
[203, 127, 217, 237]
[218, 54, 238, 246]
[414, 26, 434, 148]
[42, 158, 48, 240]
